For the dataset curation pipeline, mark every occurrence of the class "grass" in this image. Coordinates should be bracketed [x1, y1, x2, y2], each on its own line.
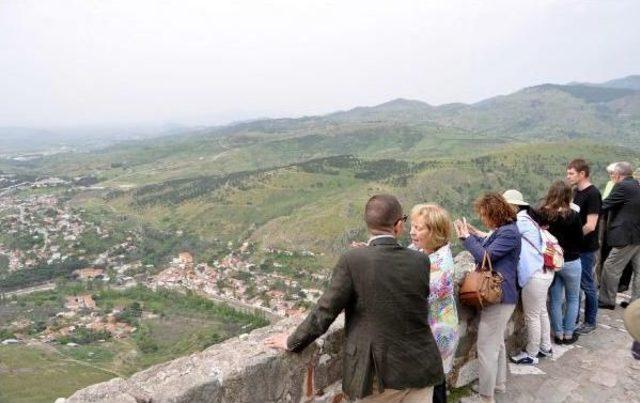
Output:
[448, 385, 473, 402]
[132, 315, 231, 369]
[0, 344, 115, 403]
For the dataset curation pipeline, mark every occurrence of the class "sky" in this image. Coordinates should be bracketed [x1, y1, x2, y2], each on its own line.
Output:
[1, 0, 639, 128]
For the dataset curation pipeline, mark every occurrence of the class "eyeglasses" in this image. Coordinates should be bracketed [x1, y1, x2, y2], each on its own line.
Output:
[396, 215, 408, 225]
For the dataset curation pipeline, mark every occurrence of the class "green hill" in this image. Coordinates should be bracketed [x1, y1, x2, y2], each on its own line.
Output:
[94, 141, 639, 260]
[4, 75, 640, 264]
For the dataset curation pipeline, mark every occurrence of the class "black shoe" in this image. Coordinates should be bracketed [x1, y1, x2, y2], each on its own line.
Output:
[621, 301, 630, 309]
[564, 333, 580, 344]
[537, 348, 553, 358]
[598, 301, 615, 310]
[553, 336, 564, 345]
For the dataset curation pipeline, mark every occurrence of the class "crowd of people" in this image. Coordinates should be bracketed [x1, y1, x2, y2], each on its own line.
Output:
[265, 158, 640, 403]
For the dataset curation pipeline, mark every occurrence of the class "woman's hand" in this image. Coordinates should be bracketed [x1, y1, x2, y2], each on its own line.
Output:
[350, 241, 367, 248]
[454, 219, 470, 239]
[467, 222, 489, 238]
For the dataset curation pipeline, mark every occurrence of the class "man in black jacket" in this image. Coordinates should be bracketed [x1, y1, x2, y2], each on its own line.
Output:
[599, 162, 640, 309]
[265, 194, 444, 401]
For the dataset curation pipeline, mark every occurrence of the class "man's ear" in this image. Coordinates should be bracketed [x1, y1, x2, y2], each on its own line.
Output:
[393, 220, 404, 236]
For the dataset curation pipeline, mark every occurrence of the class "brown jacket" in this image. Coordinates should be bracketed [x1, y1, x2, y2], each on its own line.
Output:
[287, 236, 444, 399]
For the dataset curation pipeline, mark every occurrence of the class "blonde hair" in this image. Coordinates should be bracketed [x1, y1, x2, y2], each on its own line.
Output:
[410, 203, 452, 251]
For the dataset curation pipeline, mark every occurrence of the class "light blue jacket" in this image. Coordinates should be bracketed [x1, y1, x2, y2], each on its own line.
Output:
[516, 210, 544, 287]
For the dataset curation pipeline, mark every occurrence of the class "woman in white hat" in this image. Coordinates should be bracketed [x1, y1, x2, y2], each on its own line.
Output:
[503, 189, 555, 365]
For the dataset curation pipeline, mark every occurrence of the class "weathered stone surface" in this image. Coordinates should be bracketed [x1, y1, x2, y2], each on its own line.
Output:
[589, 372, 617, 388]
[65, 377, 148, 403]
[64, 316, 345, 403]
[453, 359, 479, 388]
[494, 291, 640, 403]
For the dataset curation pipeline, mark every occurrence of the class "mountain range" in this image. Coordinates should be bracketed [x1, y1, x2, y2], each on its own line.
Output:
[2, 74, 640, 260]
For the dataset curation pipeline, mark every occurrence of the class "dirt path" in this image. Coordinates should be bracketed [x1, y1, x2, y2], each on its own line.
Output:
[28, 340, 126, 379]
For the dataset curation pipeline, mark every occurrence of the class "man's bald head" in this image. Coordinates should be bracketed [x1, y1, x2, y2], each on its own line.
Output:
[364, 194, 403, 234]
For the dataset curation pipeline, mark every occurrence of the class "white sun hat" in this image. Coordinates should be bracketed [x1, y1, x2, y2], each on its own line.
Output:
[502, 189, 529, 206]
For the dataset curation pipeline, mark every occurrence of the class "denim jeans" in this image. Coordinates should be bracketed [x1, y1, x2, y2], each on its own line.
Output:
[550, 259, 582, 337]
[579, 252, 598, 325]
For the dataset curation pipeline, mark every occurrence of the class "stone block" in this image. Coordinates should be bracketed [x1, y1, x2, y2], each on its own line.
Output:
[453, 359, 478, 388]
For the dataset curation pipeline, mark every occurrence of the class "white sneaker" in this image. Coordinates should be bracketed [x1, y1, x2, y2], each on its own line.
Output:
[509, 351, 539, 365]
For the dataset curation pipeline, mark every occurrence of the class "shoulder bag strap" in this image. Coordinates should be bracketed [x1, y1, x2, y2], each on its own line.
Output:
[521, 215, 544, 255]
[480, 251, 494, 272]
[521, 234, 544, 256]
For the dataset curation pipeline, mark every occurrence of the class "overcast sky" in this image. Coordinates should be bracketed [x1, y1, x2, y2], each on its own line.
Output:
[1, 0, 639, 128]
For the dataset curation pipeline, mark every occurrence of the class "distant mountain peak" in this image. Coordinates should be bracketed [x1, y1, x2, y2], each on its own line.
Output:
[518, 82, 637, 103]
[374, 98, 431, 109]
[600, 75, 640, 91]
[566, 75, 640, 91]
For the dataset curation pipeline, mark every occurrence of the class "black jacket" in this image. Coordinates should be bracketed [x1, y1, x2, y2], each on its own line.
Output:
[287, 236, 444, 399]
[602, 177, 640, 247]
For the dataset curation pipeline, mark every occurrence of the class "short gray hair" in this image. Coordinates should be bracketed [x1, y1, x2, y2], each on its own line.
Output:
[611, 161, 633, 177]
[606, 163, 617, 174]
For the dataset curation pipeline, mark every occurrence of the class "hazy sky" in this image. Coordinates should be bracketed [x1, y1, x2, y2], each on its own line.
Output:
[1, 0, 639, 127]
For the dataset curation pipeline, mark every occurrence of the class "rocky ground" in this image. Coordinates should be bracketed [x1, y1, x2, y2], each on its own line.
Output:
[492, 296, 639, 403]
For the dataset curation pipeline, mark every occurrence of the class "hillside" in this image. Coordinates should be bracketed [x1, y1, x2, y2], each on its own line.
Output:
[85, 141, 636, 260]
[2, 74, 640, 264]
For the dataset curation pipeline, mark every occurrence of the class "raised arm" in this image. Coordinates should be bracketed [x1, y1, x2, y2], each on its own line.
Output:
[463, 228, 518, 263]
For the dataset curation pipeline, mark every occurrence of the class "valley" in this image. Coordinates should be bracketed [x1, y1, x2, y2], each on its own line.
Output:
[1, 75, 640, 402]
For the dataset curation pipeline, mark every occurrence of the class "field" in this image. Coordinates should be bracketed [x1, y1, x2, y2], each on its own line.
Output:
[0, 285, 268, 402]
[0, 344, 115, 403]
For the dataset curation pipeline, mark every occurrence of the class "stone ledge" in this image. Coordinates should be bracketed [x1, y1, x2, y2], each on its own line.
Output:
[62, 252, 525, 402]
[64, 316, 345, 403]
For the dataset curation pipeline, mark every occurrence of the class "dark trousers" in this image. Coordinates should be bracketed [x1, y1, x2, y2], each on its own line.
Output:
[433, 381, 447, 403]
[579, 252, 598, 325]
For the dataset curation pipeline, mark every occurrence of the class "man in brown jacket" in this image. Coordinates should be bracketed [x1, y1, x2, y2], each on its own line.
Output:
[265, 194, 444, 401]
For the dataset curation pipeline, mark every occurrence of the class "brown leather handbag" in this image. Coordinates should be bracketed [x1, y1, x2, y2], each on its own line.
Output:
[459, 252, 504, 309]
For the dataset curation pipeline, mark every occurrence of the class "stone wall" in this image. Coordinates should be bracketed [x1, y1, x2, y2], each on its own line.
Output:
[62, 252, 525, 402]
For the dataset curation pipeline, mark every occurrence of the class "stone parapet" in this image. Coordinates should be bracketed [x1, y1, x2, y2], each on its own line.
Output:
[62, 252, 525, 402]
